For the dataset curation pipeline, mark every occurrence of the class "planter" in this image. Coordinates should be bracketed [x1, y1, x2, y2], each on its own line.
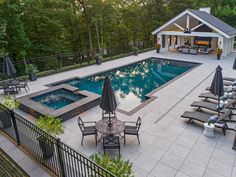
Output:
[96, 58, 102, 65]
[217, 54, 221, 60]
[133, 52, 138, 56]
[0, 111, 12, 129]
[203, 123, 215, 138]
[156, 48, 160, 53]
[29, 73, 37, 81]
[38, 136, 54, 159]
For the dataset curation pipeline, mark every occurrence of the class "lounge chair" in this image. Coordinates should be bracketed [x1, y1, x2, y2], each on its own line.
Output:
[206, 81, 235, 91]
[181, 109, 234, 135]
[199, 92, 236, 102]
[191, 99, 235, 117]
[223, 77, 236, 82]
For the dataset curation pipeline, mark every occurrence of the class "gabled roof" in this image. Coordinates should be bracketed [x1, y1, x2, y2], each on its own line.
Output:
[189, 9, 236, 36]
[152, 9, 236, 38]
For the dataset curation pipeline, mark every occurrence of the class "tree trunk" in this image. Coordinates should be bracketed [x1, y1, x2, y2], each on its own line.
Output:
[76, 0, 94, 60]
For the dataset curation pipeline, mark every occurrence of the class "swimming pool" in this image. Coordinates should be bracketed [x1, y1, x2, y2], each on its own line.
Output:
[52, 58, 198, 112]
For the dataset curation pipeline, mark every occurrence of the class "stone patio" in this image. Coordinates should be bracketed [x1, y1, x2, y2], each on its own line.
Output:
[1, 50, 236, 177]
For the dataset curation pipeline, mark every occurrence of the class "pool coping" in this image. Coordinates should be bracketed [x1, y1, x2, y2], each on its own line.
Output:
[45, 57, 202, 116]
[18, 84, 101, 121]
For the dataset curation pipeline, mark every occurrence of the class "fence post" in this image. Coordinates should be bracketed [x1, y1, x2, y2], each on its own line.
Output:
[55, 138, 66, 177]
[10, 111, 20, 146]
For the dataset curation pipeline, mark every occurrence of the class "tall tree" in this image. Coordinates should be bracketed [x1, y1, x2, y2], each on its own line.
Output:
[0, 0, 30, 59]
[75, 0, 95, 60]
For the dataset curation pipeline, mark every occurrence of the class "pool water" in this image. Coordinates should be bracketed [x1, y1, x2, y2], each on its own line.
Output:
[32, 89, 86, 110]
[53, 58, 197, 111]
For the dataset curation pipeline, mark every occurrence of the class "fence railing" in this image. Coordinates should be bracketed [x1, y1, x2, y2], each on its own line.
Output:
[0, 45, 154, 79]
[0, 104, 115, 177]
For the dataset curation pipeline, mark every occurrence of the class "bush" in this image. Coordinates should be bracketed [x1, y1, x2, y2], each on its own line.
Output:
[91, 154, 133, 177]
[1, 96, 19, 110]
[35, 115, 64, 137]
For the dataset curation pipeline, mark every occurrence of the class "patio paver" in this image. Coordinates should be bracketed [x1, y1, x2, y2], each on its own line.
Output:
[1, 50, 236, 177]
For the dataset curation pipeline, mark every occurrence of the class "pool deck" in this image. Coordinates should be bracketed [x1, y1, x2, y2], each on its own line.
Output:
[1, 50, 236, 177]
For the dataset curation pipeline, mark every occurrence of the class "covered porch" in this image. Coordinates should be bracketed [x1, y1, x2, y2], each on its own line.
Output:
[152, 8, 236, 57]
[157, 31, 233, 55]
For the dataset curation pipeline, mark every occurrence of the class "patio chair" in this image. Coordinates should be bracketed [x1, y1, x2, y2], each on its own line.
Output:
[102, 110, 116, 119]
[77, 117, 97, 145]
[0, 81, 5, 90]
[181, 109, 234, 135]
[16, 80, 30, 93]
[3, 85, 18, 96]
[103, 135, 120, 155]
[123, 117, 141, 145]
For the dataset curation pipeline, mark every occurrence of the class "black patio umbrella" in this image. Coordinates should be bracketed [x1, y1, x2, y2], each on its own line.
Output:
[209, 65, 224, 117]
[100, 76, 117, 127]
[2, 54, 16, 78]
[233, 57, 236, 70]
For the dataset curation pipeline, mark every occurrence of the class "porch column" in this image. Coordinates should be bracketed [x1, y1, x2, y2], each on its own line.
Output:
[231, 37, 235, 52]
[165, 35, 168, 50]
[177, 36, 181, 46]
[157, 33, 162, 47]
[171, 35, 175, 49]
[218, 36, 225, 56]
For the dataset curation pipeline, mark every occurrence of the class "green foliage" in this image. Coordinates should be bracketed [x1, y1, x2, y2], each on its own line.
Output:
[1, 96, 20, 110]
[0, 18, 7, 55]
[208, 119, 214, 126]
[0, 0, 30, 59]
[25, 64, 38, 75]
[91, 154, 133, 177]
[35, 115, 64, 137]
[0, 0, 235, 77]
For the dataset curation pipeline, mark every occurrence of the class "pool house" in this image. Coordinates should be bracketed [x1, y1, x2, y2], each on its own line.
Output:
[152, 8, 236, 56]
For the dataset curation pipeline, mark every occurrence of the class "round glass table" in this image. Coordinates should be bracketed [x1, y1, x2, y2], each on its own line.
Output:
[95, 118, 125, 135]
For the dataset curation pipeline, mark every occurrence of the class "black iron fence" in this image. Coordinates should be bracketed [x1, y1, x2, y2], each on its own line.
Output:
[0, 45, 154, 79]
[0, 104, 115, 177]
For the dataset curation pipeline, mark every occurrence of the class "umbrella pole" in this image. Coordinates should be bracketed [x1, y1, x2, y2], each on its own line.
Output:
[218, 97, 220, 117]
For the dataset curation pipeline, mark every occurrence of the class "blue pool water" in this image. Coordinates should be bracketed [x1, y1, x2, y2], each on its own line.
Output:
[53, 58, 197, 111]
[32, 89, 86, 110]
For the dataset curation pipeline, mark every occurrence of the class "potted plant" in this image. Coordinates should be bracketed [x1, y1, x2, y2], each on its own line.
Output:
[95, 52, 102, 65]
[25, 64, 38, 81]
[203, 119, 215, 138]
[133, 46, 138, 56]
[0, 96, 19, 128]
[35, 115, 64, 159]
[216, 47, 223, 60]
[155, 43, 161, 53]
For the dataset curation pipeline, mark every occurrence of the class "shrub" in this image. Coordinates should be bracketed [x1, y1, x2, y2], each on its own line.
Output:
[25, 64, 38, 75]
[35, 115, 64, 137]
[91, 154, 133, 177]
[216, 48, 223, 55]
[1, 96, 19, 110]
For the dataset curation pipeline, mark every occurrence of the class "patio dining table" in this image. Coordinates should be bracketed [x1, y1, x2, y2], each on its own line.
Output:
[95, 118, 125, 136]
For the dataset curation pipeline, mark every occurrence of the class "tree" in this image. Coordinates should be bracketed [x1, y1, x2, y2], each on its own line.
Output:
[0, 18, 7, 55]
[0, 0, 30, 59]
[75, 0, 95, 60]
